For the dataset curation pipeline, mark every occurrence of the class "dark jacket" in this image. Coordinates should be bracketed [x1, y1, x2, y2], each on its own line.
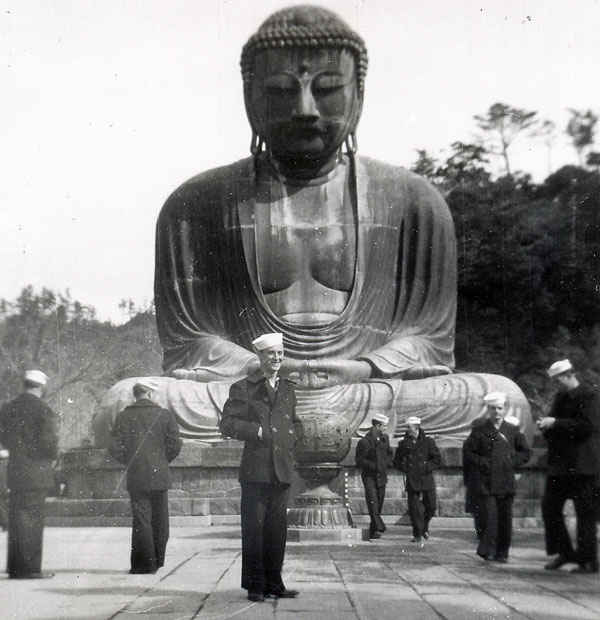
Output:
[355, 429, 392, 486]
[462, 417, 487, 512]
[542, 384, 600, 476]
[463, 418, 531, 496]
[219, 372, 302, 484]
[109, 399, 181, 493]
[394, 429, 441, 491]
[0, 393, 58, 491]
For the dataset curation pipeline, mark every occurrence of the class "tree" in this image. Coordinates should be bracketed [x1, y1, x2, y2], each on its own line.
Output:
[566, 108, 598, 165]
[437, 141, 490, 193]
[532, 119, 558, 176]
[410, 149, 439, 183]
[0, 287, 162, 449]
[474, 102, 538, 176]
[586, 151, 600, 172]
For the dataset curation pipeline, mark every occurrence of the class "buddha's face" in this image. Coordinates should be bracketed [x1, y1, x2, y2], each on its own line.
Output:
[247, 47, 360, 167]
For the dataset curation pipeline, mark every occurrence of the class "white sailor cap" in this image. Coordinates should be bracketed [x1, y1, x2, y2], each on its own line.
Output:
[483, 392, 507, 407]
[252, 332, 283, 351]
[133, 379, 159, 392]
[24, 369, 48, 386]
[372, 412, 389, 425]
[406, 416, 421, 425]
[547, 359, 573, 378]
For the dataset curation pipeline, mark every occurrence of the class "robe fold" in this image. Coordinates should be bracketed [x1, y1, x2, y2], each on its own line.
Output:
[154, 154, 456, 377]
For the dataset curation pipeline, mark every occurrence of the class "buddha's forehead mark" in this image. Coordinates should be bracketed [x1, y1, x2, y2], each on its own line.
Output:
[260, 48, 354, 82]
[261, 47, 349, 69]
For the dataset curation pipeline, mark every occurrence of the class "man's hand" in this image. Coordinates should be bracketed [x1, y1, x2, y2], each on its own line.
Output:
[537, 416, 556, 430]
[257, 426, 263, 440]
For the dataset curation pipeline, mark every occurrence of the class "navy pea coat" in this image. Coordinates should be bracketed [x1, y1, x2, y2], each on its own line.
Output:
[394, 429, 441, 491]
[219, 371, 302, 484]
[0, 393, 58, 491]
[109, 399, 182, 493]
[542, 384, 600, 476]
[355, 430, 393, 485]
[463, 419, 531, 496]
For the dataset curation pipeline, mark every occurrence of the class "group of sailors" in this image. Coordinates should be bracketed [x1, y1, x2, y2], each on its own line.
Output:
[0, 352, 597, 594]
[355, 358, 600, 575]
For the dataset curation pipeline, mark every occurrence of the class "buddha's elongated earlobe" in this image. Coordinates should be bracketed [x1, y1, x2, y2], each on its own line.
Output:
[345, 132, 358, 155]
[250, 132, 264, 156]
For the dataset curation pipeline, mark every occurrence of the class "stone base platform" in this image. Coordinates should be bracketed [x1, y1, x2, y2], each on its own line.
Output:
[53, 438, 548, 528]
[288, 527, 366, 542]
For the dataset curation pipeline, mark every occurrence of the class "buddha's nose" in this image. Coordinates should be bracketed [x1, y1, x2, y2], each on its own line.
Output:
[292, 86, 319, 122]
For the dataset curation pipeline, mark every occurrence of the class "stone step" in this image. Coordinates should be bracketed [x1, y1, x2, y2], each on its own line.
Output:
[44, 513, 543, 528]
[46, 495, 544, 521]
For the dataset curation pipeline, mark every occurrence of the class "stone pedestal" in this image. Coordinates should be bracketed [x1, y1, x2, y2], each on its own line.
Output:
[287, 464, 352, 528]
[49, 438, 549, 530]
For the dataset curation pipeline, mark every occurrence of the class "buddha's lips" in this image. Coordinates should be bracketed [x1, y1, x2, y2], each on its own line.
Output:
[284, 126, 325, 140]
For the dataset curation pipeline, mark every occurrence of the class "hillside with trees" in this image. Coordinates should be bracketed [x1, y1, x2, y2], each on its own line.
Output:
[1, 103, 599, 447]
[0, 289, 161, 449]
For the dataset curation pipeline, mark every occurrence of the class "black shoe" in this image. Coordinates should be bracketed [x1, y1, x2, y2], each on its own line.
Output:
[544, 555, 574, 570]
[248, 591, 265, 602]
[265, 588, 299, 598]
[10, 571, 54, 579]
[477, 551, 493, 561]
[129, 568, 157, 574]
[423, 531, 429, 540]
[570, 562, 599, 574]
[370, 531, 381, 539]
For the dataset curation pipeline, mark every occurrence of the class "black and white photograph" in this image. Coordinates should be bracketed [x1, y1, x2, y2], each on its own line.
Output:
[1, 1, 599, 618]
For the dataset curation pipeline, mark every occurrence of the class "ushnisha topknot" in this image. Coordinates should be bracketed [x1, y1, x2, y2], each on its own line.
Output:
[241, 5, 368, 95]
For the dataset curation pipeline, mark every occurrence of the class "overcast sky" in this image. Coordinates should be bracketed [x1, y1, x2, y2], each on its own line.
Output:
[2, 0, 599, 323]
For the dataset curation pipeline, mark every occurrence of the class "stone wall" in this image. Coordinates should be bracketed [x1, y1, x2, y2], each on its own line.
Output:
[48, 439, 548, 526]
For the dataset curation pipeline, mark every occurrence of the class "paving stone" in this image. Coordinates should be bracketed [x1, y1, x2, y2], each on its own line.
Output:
[0, 525, 598, 619]
[346, 582, 440, 620]
[482, 587, 600, 620]
[424, 591, 527, 619]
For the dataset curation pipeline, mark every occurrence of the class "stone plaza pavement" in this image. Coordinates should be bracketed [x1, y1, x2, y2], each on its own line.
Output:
[0, 524, 598, 620]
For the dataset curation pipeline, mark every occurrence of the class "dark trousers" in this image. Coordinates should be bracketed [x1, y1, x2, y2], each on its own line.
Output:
[129, 490, 169, 573]
[240, 482, 290, 593]
[542, 475, 598, 565]
[7, 490, 47, 577]
[362, 476, 386, 535]
[470, 495, 487, 539]
[407, 487, 436, 538]
[477, 494, 513, 559]
[466, 485, 486, 538]
[473, 495, 486, 538]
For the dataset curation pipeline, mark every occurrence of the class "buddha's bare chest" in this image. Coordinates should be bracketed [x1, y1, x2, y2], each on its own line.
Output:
[254, 184, 356, 293]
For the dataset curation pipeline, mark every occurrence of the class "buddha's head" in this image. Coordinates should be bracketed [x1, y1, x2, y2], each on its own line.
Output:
[241, 5, 368, 174]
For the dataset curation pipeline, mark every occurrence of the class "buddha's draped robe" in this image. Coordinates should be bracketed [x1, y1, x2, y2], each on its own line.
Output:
[94, 155, 532, 447]
[155, 155, 456, 377]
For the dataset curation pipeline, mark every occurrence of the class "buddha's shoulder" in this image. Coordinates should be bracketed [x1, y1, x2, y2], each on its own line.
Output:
[159, 158, 254, 217]
[358, 156, 450, 216]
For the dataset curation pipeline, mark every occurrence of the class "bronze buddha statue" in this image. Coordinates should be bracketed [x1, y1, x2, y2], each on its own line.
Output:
[94, 6, 531, 451]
